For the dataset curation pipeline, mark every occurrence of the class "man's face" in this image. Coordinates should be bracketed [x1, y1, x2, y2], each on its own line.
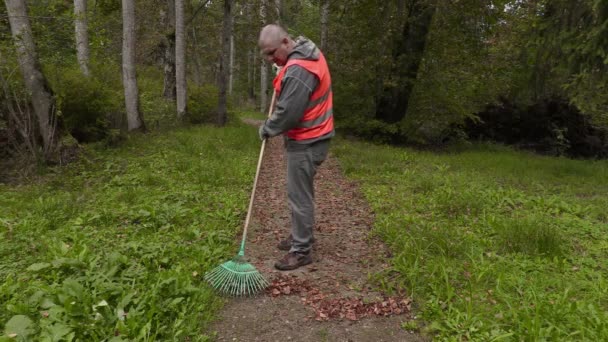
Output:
[260, 38, 289, 66]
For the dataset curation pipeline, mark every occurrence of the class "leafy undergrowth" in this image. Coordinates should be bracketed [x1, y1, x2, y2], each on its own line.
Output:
[333, 140, 608, 341]
[0, 120, 260, 341]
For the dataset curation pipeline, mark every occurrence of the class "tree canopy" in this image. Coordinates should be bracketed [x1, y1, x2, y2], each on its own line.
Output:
[1, 0, 607, 160]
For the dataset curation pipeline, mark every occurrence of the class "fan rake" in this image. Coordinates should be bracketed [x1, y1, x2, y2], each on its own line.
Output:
[204, 91, 277, 296]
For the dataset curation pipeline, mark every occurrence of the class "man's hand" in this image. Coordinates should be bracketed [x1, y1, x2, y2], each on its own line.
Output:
[258, 124, 269, 141]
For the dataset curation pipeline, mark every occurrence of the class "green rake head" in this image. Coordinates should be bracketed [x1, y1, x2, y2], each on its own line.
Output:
[205, 255, 269, 296]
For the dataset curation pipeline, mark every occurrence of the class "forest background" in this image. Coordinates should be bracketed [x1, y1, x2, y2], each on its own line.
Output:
[1, 0, 608, 165]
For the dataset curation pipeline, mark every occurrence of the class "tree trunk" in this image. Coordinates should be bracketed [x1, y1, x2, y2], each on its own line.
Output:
[191, 26, 203, 86]
[274, 0, 282, 25]
[5, 0, 60, 159]
[161, 0, 176, 99]
[228, 31, 234, 96]
[187, 0, 211, 87]
[122, 0, 145, 132]
[260, 61, 268, 114]
[175, 0, 187, 118]
[217, 0, 232, 126]
[259, 0, 268, 112]
[320, 0, 329, 52]
[375, 0, 435, 123]
[248, 48, 255, 102]
[74, 0, 90, 76]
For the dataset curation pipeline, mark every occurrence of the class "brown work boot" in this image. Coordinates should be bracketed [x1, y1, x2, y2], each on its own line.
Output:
[277, 235, 316, 251]
[274, 251, 313, 271]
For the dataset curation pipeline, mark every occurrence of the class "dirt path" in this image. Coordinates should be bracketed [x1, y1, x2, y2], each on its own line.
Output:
[209, 121, 426, 342]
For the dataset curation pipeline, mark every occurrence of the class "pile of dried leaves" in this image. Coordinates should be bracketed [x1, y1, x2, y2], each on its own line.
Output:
[267, 275, 412, 322]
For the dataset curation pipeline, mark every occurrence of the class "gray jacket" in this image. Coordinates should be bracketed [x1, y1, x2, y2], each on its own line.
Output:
[262, 37, 334, 146]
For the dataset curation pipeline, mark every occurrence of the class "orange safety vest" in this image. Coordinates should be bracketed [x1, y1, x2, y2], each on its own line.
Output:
[273, 52, 334, 141]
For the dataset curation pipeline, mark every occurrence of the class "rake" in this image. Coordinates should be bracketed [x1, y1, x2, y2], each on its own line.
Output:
[204, 91, 277, 296]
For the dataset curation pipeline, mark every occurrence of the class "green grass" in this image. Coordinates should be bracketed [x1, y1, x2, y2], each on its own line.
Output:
[333, 140, 608, 341]
[237, 109, 268, 121]
[3, 113, 607, 340]
[0, 120, 260, 341]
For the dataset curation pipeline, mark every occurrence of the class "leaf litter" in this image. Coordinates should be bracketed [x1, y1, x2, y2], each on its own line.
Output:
[267, 274, 412, 322]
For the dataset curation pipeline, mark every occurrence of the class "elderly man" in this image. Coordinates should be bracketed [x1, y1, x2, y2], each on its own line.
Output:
[258, 24, 334, 271]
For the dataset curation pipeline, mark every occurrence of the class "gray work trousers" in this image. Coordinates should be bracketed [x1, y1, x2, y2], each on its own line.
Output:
[285, 138, 330, 253]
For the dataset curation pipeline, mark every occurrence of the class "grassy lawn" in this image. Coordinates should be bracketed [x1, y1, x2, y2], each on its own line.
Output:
[333, 140, 608, 341]
[0, 120, 259, 341]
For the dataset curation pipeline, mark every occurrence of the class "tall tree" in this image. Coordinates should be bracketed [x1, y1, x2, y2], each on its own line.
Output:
[121, 0, 145, 132]
[161, 0, 176, 99]
[229, 27, 234, 96]
[259, 0, 268, 112]
[175, 0, 187, 118]
[537, 0, 608, 126]
[375, 0, 435, 123]
[248, 47, 258, 103]
[187, 0, 212, 86]
[243, 2, 257, 103]
[74, 0, 90, 76]
[320, 0, 329, 52]
[217, 0, 233, 126]
[274, 0, 283, 25]
[4, 0, 60, 159]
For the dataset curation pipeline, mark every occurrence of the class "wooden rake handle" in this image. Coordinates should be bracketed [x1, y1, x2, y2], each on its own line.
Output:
[239, 90, 277, 255]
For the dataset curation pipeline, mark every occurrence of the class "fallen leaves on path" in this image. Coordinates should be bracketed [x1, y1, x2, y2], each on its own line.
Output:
[267, 274, 412, 322]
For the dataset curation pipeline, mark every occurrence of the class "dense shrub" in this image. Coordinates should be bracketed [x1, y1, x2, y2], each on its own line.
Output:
[466, 97, 608, 158]
[187, 84, 220, 124]
[52, 68, 118, 143]
[336, 116, 401, 144]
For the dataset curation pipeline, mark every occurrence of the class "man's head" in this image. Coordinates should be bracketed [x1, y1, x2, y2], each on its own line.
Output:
[259, 24, 294, 66]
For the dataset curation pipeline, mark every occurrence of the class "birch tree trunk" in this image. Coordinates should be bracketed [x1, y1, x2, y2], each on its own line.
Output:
[175, 0, 187, 118]
[122, 0, 145, 132]
[161, 0, 176, 99]
[259, 0, 268, 113]
[74, 0, 90, 76]
[274, 0, 282, 25]
[5, 0, 59, 158]
[243, 2, 255, 103]
[320, 0, 329, 52]
[217, 0, 232, 126]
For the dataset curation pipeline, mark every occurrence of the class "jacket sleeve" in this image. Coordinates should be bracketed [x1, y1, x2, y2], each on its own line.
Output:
[263, 65, 319, 137]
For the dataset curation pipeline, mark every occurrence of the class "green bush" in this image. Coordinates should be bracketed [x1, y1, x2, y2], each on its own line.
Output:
[52, 68, 118, 143]
[337, 116, 400, 144]
[187, 84, 219, 124]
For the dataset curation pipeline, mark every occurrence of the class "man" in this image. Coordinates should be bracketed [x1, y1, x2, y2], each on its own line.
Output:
[258, 24, 334, 271]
